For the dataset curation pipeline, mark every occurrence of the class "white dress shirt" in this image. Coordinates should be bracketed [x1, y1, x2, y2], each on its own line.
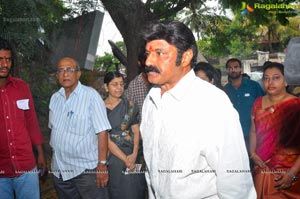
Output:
[141, 70, 256, 199]
[49, 82, 111, 180]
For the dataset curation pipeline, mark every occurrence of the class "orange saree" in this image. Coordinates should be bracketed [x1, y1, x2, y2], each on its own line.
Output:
[252, 97, 300, 199]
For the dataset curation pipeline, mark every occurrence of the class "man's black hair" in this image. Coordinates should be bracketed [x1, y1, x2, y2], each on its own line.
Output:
[0, 37, 12, 51]
[225, 58, 242, 68]
[143, 20, 198, 68]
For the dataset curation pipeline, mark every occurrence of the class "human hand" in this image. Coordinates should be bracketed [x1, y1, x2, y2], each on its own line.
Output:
[274, 172, 293, 190]
[96, 164, 108, 188]
[251, 153, 269, 169]
[123, 157, 133, 170]
[37, 153, 46, 176]
[126, 153, 137, 170]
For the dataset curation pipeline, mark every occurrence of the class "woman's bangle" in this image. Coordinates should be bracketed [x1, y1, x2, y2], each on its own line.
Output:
[287, 170, 298, 181]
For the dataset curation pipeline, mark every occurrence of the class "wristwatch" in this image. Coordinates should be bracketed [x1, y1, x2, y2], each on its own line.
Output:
[98, 160, 107, 165]
[287, 170, 298, 181]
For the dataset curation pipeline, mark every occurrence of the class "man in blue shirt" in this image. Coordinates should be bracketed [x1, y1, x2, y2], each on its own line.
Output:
[224, 58, 264, 152]
[49, 57, 111, 199]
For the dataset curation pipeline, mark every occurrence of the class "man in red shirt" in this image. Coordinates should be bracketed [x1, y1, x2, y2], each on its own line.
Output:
[0, 38, 46, 198]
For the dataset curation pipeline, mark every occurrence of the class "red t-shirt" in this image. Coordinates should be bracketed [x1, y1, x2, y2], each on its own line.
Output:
[0, 76, 43, 177]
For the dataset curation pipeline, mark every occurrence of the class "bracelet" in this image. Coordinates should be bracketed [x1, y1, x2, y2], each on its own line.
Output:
[98, 160, 107, 166]
[287, 170, 298, 181]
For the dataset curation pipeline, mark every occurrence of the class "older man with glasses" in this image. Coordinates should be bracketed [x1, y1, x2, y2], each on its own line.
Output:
[49, 57, 111, 199]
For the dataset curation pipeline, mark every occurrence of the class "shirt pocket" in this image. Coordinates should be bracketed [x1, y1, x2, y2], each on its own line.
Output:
[13, 100, 26, 121]
[68, 112, 88, 136]
[243, 93, 255, 107]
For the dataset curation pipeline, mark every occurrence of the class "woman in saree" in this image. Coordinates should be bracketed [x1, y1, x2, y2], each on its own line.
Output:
[249, 62, 300, 198]
[103, 71, 146, 199]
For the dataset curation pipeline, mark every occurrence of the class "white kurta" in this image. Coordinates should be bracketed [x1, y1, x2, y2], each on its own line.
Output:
[141, 70, 256, 199]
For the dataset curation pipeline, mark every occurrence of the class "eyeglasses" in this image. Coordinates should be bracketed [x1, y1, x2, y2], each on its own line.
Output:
[262, 75, 282, 82]
[57, 68, 79, 74]
[109, 83, 124, 87]
[0, 57, 12, 62]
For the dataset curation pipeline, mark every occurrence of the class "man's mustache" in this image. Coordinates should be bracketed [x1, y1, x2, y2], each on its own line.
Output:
[0, 66, 10, 71]
[145, 66, 160, 73]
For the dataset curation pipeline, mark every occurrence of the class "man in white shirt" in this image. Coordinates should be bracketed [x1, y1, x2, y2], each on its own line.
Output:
[140, 20, 256, 199]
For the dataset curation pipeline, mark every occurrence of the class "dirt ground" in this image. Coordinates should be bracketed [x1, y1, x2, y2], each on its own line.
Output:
[39, 136, 58, 199]
[40, 171, 58, 199]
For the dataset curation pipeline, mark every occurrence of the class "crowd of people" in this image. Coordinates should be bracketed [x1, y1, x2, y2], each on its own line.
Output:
[1, 20, 300, 199]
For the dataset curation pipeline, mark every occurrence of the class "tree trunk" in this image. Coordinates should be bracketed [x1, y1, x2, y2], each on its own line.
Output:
[101, 0, 157, 82]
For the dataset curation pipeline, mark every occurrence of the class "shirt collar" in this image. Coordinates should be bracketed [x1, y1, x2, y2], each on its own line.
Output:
[227, 77, 249, 89]
[149, 69, 195, 102]
[58, 81, 82, 97]
[5, 75, 17, 88]
[242, 77, 249, 84]
[167, 70, 195, 101]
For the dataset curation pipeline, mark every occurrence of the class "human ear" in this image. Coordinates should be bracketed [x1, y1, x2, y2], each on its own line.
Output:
[181, 49, 193, 66]
[76, 71, 81, 80]
[104, 84, 109, 92]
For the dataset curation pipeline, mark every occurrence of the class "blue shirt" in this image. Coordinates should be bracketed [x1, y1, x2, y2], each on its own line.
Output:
[225, 78, 264, 137]
[49, 82, 111, 180]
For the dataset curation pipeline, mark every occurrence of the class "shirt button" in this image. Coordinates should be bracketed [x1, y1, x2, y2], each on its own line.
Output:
[10, 143, 13, 146]
[8, 129, 11, 132]
[12, 156, 15, 159]
[6, 116, 9, 119]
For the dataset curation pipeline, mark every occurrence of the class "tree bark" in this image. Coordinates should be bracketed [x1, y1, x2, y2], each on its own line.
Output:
[101, 0, 157, 82]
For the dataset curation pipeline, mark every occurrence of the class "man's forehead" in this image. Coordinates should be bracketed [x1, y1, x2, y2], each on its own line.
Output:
[146, 39, 171, 50]
[57, 58, 76, 68]
[228, 61, 240, 67]
[0, 49, 12, 55]
[227, 61, 241, 68]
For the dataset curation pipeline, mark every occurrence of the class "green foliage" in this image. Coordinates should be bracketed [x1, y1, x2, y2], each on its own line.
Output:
[197, 35, 228, 58]
[225, 14, 258, 57]
[198, 13, 259, 59]
[278, 16, 300, 47]
[0, 0, 69, 60]
[229, 37, 254, 57]
[0, 0, 70, 133]
[115, 41, 126, 54]
[94, 53, 120, 71]
[256, 15, 300, 51]
[178, 2, 230, 40]
[29, 67, 59, 116]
